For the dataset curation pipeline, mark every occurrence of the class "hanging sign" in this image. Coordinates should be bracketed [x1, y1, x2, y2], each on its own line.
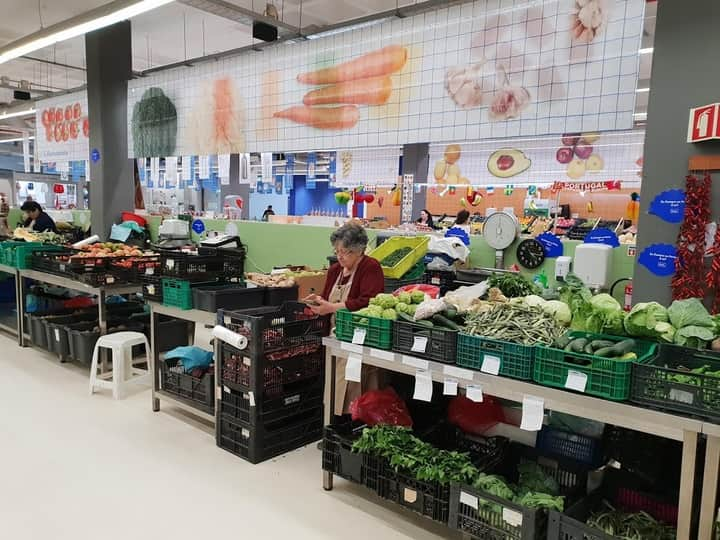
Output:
[191, 219, 205, 234]
[165, 156, 178, 188]
[306, 152, 317, 190]
[536, 232, 563, 258]
[198, 156, 210, 180]
[584, 228, 620, 248]
[551, 180, 622, 193]
[648, 189, 685, 224]
[284, 154, 294, 193]
[261, 152, 273, 184]
[687, 103, 720, 143]
[638, 243, 677, 276]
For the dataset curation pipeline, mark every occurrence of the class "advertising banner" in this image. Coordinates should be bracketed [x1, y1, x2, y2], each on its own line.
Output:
[35, 90, 89, 163]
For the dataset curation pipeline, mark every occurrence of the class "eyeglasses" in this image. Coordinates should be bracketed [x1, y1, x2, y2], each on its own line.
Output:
[334, 248, 355, 258]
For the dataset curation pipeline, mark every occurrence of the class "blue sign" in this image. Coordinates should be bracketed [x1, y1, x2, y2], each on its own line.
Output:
[536, 232, 563, 258]
[91, 148, 101, 163]
[648, 189, 685, 224]
[306, 152, 317, 190]
[584, 228, 620, 248]
[638, 243, 677, 277]
[191, 219, 205, 234]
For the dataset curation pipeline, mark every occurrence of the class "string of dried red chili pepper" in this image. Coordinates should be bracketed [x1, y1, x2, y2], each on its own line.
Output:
[706, 225, 720, 314]
[672, 173, 712, 300]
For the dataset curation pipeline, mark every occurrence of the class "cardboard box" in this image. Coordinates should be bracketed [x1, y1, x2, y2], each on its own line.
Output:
[274, 266, 327, 300]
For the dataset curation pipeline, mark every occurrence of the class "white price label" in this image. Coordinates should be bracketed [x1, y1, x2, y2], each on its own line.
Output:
[669, 388, 695, 404]
[520, 395, 544, 432]
[443, 378, 458, 396]
[459, 491, 479, 510]
[481, 354, 501, 375]
[223, 385, 230, 394]
[565, 370, 588, 393]
[503, 508, 523, 527]
[466, 385, 484, 403]
[431, 277, 440, 285]
[248, 391, 256, 407]
[345, 354, 362, 382]
[411, 336, 428, 353]
[106, 276, 115, 284]
[413, 370, 433, 402]
[54, 329, 60, 341]
[147, 285, 155, 295]
[352, 328, 366, 345]
[166, 259, 175, 270]
[145, 267, 154, 276]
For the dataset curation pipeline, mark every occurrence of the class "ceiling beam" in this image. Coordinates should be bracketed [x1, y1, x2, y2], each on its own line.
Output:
[20, 56, 86, 72]
[176, 0, 300, 35]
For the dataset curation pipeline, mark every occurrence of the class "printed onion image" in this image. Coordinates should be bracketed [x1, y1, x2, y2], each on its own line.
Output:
[488, 66, 531, 121]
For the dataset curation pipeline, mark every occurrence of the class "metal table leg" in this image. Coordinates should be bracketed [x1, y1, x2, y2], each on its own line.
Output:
[323, 352, 336, 491]
[699, 435, 720, 540]
[17, 273, 26, 347]
[677, 430, 699, 540]
[151, 306, 160, 412]
[97, 289, 109, 373]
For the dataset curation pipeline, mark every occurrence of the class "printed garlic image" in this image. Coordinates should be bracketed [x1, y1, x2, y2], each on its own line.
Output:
[188, 77, 246, 155]
[571, 0, 610, 43]
[488, 66, 531, 121]
[444, 62, 486, 108]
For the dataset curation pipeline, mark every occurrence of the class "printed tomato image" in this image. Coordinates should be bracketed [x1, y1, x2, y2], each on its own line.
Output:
[55, 108, 64, 123]
[64, 106, 73, 121]
[45, 128, 53, 141]
[61, 122, 69, 142]
[41, 110, 52, 126]
[82, 117, 89, 137]
[73, 103, 81, 120]
[69, 121, 79, 139]
[54, 123, 63, 142]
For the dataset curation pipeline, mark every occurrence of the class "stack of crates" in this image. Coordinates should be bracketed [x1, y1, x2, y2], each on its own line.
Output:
[216, 302, 329, 463]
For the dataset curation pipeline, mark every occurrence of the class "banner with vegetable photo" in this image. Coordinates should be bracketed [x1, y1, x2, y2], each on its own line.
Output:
[127, 0, 645, 156]
[36, 90, 90, 163]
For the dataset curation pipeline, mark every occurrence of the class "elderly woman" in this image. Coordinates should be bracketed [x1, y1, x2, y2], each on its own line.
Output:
[306, 222, 385, 414]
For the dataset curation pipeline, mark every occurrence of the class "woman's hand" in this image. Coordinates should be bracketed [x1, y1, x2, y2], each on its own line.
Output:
[309, 297, 339, 316]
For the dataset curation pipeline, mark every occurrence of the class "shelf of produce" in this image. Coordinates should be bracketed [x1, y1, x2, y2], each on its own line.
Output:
[0, 263, 16, 274]
[322, 337, 702, 540]
[147, 302, 217, 428]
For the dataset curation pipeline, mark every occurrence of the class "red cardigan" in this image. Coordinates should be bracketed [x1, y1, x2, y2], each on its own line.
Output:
[321, 255, 385, 312]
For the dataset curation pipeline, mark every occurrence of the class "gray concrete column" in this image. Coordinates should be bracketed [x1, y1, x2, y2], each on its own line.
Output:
[633, 0, 720, 304]
[85, 21, 134, 240]
[401, 143, 429, 222]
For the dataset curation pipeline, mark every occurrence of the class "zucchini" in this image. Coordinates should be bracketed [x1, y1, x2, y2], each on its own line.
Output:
[570, 338, 588, 353]
[397, 312, 416, 324]
[613, 339, 636, 355]
[444, 308, 459, 320]
[593, 346, 615, 358]
[432, 314, 461, 331]
[555, 334, 571, 349]
[584, 343, 595, 355]
[589, 339, 615, 351]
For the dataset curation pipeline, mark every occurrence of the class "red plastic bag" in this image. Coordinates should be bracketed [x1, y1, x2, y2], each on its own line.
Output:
[63, 297, 96, 309]
[350, 386, 413, 427]
[447, 395, 505, 435]
[393, 283, 441, 299]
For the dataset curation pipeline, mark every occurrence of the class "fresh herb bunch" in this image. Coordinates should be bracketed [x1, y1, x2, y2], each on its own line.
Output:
[487, 273, 540, 298]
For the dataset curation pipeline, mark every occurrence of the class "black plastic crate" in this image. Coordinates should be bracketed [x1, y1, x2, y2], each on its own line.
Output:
[392, 319, 458, 364]
[161, 251, 225, 282]
[218, 302, 329, 361]
[220, 342, 324, 397]
[142, 275, 163, 302]
[536, 426, 604, 468]
[68, 323, 145, 366]
[108, 255, 161, 282]
[322, 422, 382, 491]
[547, 469, 678, 540]
[383, 276, 423, 294]
[220, 376, 323, 424]
[130, 314, 190, 352]
[29, 310, 81, 350]
[217, 406, 323, 464]
[263, 286, 299, 306]
[192, 283, 265, 312]
[46, 319, 97, 360]
[378, 463, 451, 524]
[423, 269, 458, 295]
[631, 343, 720, 421]
[160, 359, 214, 414]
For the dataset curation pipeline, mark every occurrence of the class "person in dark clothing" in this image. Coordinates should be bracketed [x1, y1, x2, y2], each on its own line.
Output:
[416, 209, 436, 229]
[21, 201, 57, 233]
[261, 205, 275, 221]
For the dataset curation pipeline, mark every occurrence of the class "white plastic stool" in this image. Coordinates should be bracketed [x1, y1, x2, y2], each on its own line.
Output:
[89, 331, 152, 400]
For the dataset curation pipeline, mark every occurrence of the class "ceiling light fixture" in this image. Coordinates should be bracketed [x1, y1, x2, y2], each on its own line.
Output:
[0, 0, 173, 65]
[639, 47, 654, 55]
[0, 108, 36, 120]
[635, 87, 649, 93]
[633, 112, 648, 119]
[0, 136, 35, 143]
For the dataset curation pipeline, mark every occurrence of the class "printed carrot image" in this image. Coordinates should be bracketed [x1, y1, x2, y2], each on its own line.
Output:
[302, 76, 392, 106]
[273, 105, 360, 129]
[297, 45, 407, 85]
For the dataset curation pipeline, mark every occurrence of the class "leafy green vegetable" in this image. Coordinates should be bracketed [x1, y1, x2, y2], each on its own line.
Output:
[586, 293, 625, 335]
[379, 247, 412, 267]
[542, 300, 572, 326]
[675, 325, 715, 348]
[559, 274, 594, 331]
[517, 461, 559, 496]
[668, 298, 714, 331]
[487, 273, 540, 298]
[624, 302, 672, 340]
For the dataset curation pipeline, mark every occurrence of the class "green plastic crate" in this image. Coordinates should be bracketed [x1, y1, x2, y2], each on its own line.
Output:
[162, 278, 194, 310]
[335, 308, 393, 350]
[456, 332, 535, 380]
[0, 241, 63, 269]
[534, 332, 657, 401]
[369, 236, 429, 279]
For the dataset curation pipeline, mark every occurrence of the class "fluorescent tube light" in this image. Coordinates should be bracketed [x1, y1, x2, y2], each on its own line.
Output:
[0, 136, 35, 143]
[633, 113, 647, 119]
[635, 88, 649, 93]
[639, 47, 653, 55]
[0, 108, 36, 120]
[0, 0, 173, 65]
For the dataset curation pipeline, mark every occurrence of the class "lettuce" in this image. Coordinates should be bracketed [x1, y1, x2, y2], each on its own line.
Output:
[585, 294, 625, 335]
[624, 302, 670, 338]
[668, 298, 714, 330]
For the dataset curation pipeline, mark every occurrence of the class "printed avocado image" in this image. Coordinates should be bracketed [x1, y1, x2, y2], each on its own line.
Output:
[487, 148, 531, 178]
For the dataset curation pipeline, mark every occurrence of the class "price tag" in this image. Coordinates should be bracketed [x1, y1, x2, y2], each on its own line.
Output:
[431, 277, 440, 285]
[223, 385, 230, 394]
[147, 285, 155, 295]
[352, 328, 366, 345]
[443, 365, 474, 381]
[345, 354, 362, 382]
[411, 336, 428, 353]
[166, 259, 175, 270]
[520, 396, 544, 432]
[106, 276, 115, 284]
[54, 329, 60, 341]
[669, 388, 695, 404]
[403, 488, 418, 503]
[466, 385, 484, 403]
[145, 267, 154, 276]
[565, 370, 588, 392]
[372, 349, 395, 362]
[459, 491, 479, 510]
[413, 369, 433, 402]
[503, 508, 523, 527]
[402, 356, 429, 370]
[481, 354, 501, 375]
[340, 342, 363, 354]
[443, 378, 458, 396]
[248, 391, 256, 407]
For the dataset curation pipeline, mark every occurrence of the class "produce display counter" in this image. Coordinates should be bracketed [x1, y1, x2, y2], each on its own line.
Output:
[17, 269, 142, 348]
[0, 263, 20, 341]
[321, 336, 705, 540]
[147, 302, 216, 425]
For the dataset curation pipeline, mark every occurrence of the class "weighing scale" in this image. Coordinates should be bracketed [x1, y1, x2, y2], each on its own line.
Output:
[199, 234, 245, 256]
[155, 219, 190, 250]
[482, 211, 520, 269]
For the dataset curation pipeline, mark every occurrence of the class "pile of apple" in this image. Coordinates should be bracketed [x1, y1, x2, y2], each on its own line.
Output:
[556, 132, 604, 179]
[73, 242, 145, 258]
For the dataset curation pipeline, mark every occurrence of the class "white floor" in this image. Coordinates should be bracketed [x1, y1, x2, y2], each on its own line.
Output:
[0, 332, 457, 540]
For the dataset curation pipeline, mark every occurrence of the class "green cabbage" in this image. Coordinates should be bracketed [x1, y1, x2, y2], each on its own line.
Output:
[624, 302, 670, 339]
[585, 293, 625, 335]
[411, 291, 426, 304]
[381, 308, 397, 320]
[397, 292, 412, 305]
[395, 302, 409, 314]
[668, 298, 714, 330]
[372, 293, 397, 309]
[542, 300, 571, 326]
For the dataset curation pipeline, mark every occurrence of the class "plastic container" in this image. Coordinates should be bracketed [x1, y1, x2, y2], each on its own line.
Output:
[192, 283, 265, 312]
[108, 255, 161, 282]
[162, 278, 217, 310]
[29, 310, 76, 350]
[161, 251, 224, 282]
[68, 323, 145, 365]
[392, 319, 458, 364]
[536, 426, 604, 467]
[121, 212, 147, 227]
[335, 309, 393, 350]
[369, 236, 430, 279]
[630, 344, 720, 421]
[45, 318, 97, 360]
[322, 422, 382, 491]
[217, 406, 323, 464]
[383, 276, 424, 294]
[160, 359, 214, 414]
[457, 332, 535, 380]
[219, 377, 323, 424]
[141, 275, 163, 302]
[378, 464, 451, 523]
[130, 314, 190, 352]
[2, 242, 63, 269]
[547, 469, 678, 540]
[423, 269, 458, 295]
[263, 285, 299, 306]
[533, 332, 657, 401]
